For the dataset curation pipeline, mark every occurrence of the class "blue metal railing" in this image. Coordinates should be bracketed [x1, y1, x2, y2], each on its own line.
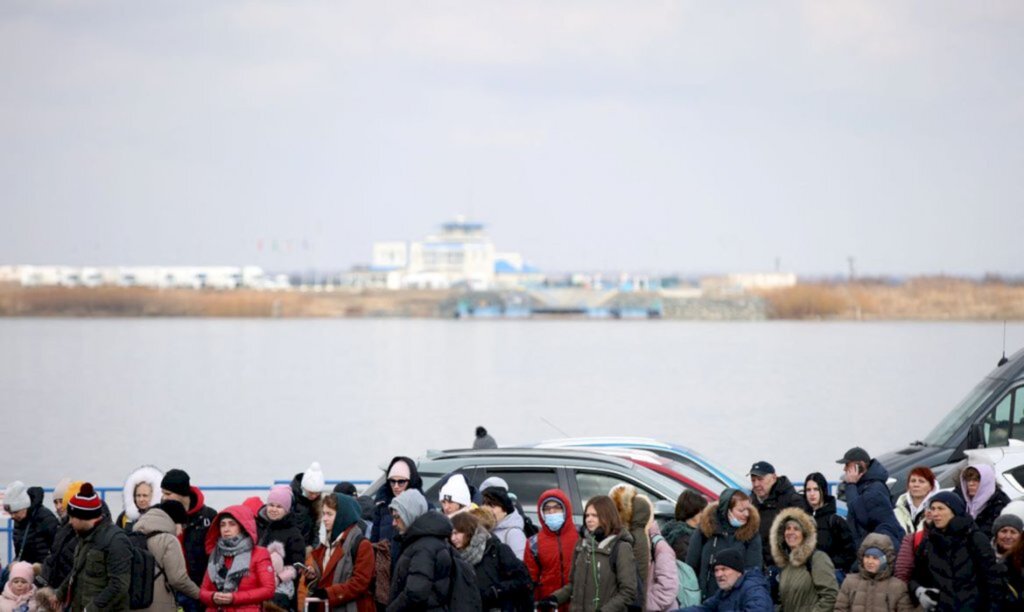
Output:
[3, 480, 372, 565]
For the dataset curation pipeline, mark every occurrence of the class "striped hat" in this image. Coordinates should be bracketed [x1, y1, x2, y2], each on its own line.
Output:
[67, 482, 103, 519]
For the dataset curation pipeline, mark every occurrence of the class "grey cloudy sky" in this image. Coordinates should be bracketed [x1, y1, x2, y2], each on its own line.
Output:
[1, 1, 1022, 276]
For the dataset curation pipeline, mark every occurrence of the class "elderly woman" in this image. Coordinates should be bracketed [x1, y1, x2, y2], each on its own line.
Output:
[544, 495, 637, 611]
[116, 465, 163, 532]
[450, 511, 532, 611]
[908, 491, 1004, 611]
[957, 464, 1010, 538]
[894, 466, 938, 535]
[769, 507, 838, 612]
[199, 505, 275, 612]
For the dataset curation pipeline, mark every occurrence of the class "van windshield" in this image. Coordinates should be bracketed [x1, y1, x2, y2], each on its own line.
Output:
[923, 378, 1001, 447]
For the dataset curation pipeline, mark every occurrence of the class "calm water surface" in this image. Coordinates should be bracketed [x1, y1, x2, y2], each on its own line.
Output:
[3, 318, 1023, 494]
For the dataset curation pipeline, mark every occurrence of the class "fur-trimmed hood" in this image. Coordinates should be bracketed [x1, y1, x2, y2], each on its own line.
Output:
[698, 489, 760, 542]
[610, 484, 652, 530]
[770, 507, 817, 568]
[121, 465, 163, 522]
[857, 532, 896, 581]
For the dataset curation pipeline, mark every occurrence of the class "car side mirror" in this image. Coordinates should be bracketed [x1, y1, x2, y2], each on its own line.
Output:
[967, 422, 985, 449]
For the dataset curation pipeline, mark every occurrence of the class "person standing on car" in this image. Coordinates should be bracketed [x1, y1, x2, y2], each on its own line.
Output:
[956, 463, 1010, 539]
[473, 426, 498, 449]
[801, 472, 856, 578]
[838, 447, 905, 554]
[894, 466, 939, 535]
[748, 461, 803, 567]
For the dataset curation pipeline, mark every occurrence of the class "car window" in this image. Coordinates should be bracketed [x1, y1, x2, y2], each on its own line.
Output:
[574, 470, 661, 507]
[1004, 465, 1024, 496]
[477, 468, 560, 512]
[1008, 388, 1024, 441]
[983, 393, 1013, 447]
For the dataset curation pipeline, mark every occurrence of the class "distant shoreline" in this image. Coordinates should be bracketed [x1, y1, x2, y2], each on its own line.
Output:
[1, 278, 1022, 320]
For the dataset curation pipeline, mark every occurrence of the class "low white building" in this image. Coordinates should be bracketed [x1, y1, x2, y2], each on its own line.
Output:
[9, 265, 274, 290]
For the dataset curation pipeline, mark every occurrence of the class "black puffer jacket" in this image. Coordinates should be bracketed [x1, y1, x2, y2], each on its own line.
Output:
[256, 507, 307, 567]
[386, 511, 454, 612]
[801, 474, 856, 573]
[182, 487, 218, 589]
[289, 473, 322, 549]
[463, 528, 532, 611]
[908, 515, 1004, 611]
[752, 476, 803, 566]
[12, 486, 59, 564]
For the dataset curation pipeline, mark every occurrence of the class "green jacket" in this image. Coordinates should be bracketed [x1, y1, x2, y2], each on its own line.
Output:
[770, 507, 838, 612]
[57, 519, 132, 612]
[552, 530, 638, 612]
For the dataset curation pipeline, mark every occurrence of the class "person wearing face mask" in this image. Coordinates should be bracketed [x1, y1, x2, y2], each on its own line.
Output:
[800, 473, 855, 578]
[541, 495, 637, 611]
[524, 490, 578, 611]
[955, 464, 1010, 539]
[893, 466, 939, 535]
[769, 508, 838, 612]
[834, 533, 912, 612]
[255, 485, 306, 610]
[686, 488, 762, 600]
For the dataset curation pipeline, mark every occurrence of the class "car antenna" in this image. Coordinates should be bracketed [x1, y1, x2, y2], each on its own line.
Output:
[540, 416, 572, 438]
[998, 320, 1009, 367]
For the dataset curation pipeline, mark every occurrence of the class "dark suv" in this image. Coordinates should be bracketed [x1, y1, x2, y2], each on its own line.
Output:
[877, 346, 1024, 496]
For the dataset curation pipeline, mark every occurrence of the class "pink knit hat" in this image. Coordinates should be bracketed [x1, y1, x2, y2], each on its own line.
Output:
[9, 561, 33, 583]
[267, 485, 292, 513]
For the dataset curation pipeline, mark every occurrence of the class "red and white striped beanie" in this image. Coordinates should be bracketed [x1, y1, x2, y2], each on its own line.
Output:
[67, 482, 103, 519]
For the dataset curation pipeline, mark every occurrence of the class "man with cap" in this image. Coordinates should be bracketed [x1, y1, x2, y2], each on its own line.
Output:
[160, 468, 217, 612]
[132, 499, 202, 611]
[679, 547, 772, 611]
[838, 447, 905, 555]
[438, 474, 472, 517]
[53, 483, 133, 612]
[387, 489, 454, 611]
[3, 480, 59, 565]
[747, 461, 803, 567]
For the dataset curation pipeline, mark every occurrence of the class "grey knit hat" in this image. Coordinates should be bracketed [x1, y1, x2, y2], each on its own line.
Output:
[3, 481, 31, 512]
[993, 512, 1024, 534]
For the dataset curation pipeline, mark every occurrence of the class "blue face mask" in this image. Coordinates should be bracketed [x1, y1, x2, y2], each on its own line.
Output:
[728, 515, 745, 528]
[543, 512, 565, 532]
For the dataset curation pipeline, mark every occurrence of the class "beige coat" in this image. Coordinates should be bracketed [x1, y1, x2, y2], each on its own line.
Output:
[133, 508, 201, 611]
[835, 533, 913, 612]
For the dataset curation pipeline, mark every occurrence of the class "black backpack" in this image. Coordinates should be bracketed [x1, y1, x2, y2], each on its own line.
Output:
[126, 531, 162, 610]
[445, 545, 482, 610]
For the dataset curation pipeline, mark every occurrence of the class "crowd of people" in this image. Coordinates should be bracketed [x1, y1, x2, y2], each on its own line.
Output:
[2, 437, 1023, 611]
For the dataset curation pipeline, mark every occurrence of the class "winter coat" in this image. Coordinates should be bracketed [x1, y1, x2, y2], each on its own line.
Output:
[473, 434, 498, 449]
[182, 487, 218, 592]
[893, 528, 927, 583]
[645, 523, 679, 612]
[524, 488, 578, 609]
[609, 486, 651, 587]
[116, 465, 163, 533]
[460, 527, 532, 611]
[845, 460, 905, 553]
[954, 485, 1011, 539]
[386, 511, 454, 612]
[199, 506, 275, 612]
[255, 507, 307, 569]
[908, 515, 1004, 612]
[659, 519, 695, 562]
[686, 490, 762, 600]
[751, 476, 803, 567]
[40, 518, 77, 589]
[289, 473, 323, 549]
[835, 533, 912, 612]
[893, 484, 937, 536]
[769, 507, 838, 612]
[133, 507, 201, 611]
[800, 496, 856, 573]
[56, 518, 132, 612]
[678, 568, 772, 612]
[11, 487, 59, 565]
[0, 580, 37, 612]
[493, 510, 528, 561]
[297, 524, 375, 612]
[551, 529, 638, 612]
[370, 457, 425, 573]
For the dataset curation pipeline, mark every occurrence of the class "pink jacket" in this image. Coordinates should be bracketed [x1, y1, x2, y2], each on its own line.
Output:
[646, 524, 680, 611]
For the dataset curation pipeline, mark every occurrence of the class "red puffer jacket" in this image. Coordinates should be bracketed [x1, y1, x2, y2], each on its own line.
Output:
[199, 505, 276, 612]
[524, 488, 578, 611]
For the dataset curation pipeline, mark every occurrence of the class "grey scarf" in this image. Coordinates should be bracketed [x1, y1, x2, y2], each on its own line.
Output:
[459, 527, 490, 566]
[207, 535, 253, 593]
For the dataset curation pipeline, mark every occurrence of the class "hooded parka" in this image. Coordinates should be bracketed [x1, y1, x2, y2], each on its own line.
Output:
[199, 505, 275, 612]
[551, 529, 638, 612]
[908, 514, 1004, 612]
[132, 507, 201, 611]
[769, 507, 838, 612]
[386, 511, 454, 612]
[524, 489, 578, 611]
[955, 464, 1011, 539]
[834, 533, 912, 612]
[685, 489, 762, 600]
[609, 486, 651, 587]
[116, 465, 163, 533]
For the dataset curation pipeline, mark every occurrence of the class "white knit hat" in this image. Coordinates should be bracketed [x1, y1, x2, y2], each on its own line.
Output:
[439, 474, 472, 508]
[302, 462, 325, 494]
[3, 481, 31, 512]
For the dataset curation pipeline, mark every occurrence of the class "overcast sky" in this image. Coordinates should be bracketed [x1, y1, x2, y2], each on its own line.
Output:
[1, 1, 1021, 276]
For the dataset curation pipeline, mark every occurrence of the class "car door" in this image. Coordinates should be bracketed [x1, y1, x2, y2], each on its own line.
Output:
[568, 467, 674, 512]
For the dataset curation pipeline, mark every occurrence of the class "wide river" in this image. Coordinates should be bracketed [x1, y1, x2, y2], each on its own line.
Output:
[3, 318, 1023, 498]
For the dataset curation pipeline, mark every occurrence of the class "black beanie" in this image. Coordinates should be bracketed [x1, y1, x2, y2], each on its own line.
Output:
[476, 426, 488, 438]
[154, 500, 188, 525]
[482, 486, 514, 514]
[711, 547, 745, 573]
[161, 469, 191, 498]
[334, 482, 358, 496]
